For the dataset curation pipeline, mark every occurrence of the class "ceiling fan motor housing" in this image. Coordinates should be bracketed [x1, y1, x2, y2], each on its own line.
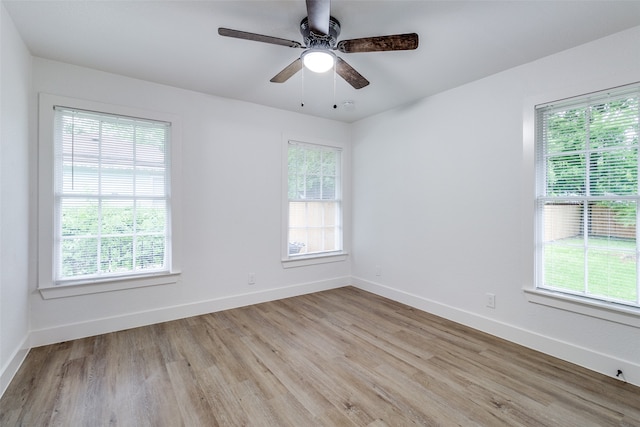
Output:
[300, 16, 341, 49]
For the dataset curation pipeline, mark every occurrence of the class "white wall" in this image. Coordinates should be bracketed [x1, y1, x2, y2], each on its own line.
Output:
[28, 58, 352, 346]
[0, 3, 31, 395]
[351, 26, 640, 386]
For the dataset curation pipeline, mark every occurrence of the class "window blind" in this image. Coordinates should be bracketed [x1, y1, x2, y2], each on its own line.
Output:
[535, 83, 640, 308]
[53, 106, 171, 282]
[287, 140, 342, 256]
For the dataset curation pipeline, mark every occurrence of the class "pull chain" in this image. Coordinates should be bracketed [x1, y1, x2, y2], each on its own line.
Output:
[333, 62, 337, 109]
[300, 66, 305, 107]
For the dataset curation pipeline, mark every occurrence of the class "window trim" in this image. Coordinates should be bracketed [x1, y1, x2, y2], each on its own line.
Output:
[524, 288, 640, 328]
[38, 93, 182, 298]
[524, 81, 640, 328]
[281, 134, 348, 268]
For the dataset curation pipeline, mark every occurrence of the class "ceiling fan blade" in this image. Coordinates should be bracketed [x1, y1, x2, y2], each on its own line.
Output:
[306, 0, 330, 35]
[335, 57, 369, 90]
[270, 58, 303, 83]
[336, 33, 419, 53]
[218, 28, 303, 48]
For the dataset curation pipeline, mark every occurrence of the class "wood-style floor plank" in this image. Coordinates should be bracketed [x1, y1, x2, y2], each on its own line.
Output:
[2, 286, 639, 426]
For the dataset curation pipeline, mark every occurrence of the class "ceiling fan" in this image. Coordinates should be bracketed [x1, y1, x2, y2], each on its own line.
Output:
[218, 0, 419, 90]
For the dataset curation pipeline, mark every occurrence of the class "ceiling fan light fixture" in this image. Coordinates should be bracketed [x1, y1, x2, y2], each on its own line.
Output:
[302, 49, 335, 73]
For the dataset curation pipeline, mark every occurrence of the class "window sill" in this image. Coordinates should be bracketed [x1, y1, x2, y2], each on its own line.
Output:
[524, 288, 640, 328]
[39, 272, 181, 299]
[281, 252, 348, 269]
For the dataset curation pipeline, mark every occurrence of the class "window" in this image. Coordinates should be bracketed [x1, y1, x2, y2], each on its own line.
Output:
[285, 140, 343, 261]
[535, 83, 640, 310]
[38, 94, 181, 298]
[53, 107, 170, 282]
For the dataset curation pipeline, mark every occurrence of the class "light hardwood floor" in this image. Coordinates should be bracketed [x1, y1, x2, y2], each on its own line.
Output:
[2, 286, 639, 426]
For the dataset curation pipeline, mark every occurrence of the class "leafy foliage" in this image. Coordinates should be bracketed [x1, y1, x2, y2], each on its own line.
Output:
[61, 202, 166, 278]
[288, 145, 337, 200]
[545, 97, 638, 219]
[545, 97, 638, 197]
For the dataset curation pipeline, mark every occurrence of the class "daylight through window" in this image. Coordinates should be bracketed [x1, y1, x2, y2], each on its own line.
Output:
[287, 141, 342, 257]
[54, 107, 171, 283]
[535, 83, 640, 308]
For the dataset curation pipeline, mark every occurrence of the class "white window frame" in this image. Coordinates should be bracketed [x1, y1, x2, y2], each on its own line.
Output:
[281, 135, 348, 268]
[524, 82, 640, 328]
[38, 93, 182, 299]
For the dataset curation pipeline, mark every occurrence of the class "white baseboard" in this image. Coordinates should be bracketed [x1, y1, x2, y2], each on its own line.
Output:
[9, 275, 638, 400]
[351, 277, 640, 388]
[1, 336, 29, 398]
[29, 277, 350, 348]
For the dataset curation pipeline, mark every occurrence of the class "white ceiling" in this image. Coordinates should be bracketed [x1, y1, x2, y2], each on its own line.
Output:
[4, 0, 640, 123]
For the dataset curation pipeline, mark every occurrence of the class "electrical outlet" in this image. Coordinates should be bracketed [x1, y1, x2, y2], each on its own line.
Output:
[248, 273, 256, 285]
[375, 265, 382, 276]
[486, 293, 496, 309]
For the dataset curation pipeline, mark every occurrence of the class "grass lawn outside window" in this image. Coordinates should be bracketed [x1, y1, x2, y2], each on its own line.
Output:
[544, 236, 637, 304]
